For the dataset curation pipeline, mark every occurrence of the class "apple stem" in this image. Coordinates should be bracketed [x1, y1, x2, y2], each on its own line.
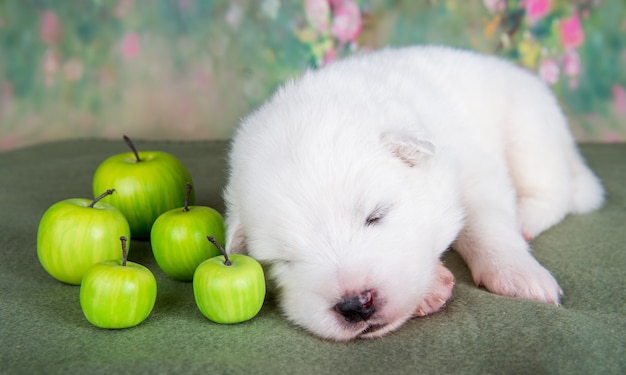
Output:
[123, 135, 141, 162]
[120, 236, 128, 267]
[183, 182, 192, 212]
[207, 236, 231, 266]
[89, 189, 115, 208]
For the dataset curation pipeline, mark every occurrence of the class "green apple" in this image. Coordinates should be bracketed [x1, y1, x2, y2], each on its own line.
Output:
[37, 189, 131, 285]
[193, 236, 266, 324]
[80, 236, 157, 329]
[151, 183, 225, 281]
[92, 135, 194, 238]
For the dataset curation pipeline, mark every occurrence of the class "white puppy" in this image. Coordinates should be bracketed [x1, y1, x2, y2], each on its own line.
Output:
[223, 46, 604, 341]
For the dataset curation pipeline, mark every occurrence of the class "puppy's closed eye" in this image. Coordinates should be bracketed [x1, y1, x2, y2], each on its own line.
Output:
[365, 205, 391, 227]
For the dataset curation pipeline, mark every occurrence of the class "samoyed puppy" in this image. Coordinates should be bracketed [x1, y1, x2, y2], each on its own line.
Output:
[223, 46, 604, 341]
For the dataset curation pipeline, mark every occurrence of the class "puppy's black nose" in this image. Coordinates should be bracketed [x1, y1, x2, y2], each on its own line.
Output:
[335, 291, 375, 323]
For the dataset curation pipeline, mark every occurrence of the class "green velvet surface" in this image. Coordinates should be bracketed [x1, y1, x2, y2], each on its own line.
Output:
[1, 140, 624, 374]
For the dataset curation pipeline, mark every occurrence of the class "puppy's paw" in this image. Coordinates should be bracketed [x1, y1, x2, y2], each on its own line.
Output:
[415, 262, 455, 317]
[472, 252, 563, 305]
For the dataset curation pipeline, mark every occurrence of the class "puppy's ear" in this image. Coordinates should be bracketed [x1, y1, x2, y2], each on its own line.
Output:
[381, 130, 435, 167]
[225, 215, 248, 254]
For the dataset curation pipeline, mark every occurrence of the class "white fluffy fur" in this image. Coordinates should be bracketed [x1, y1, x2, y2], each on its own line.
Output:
[223, 46, 604, 341]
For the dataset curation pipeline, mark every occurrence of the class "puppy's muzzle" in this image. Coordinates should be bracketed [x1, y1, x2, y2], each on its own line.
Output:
[335, 290, 375, 323]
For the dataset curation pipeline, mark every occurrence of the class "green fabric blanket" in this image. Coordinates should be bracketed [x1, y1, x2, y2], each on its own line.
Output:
[1, 140, 624, 374]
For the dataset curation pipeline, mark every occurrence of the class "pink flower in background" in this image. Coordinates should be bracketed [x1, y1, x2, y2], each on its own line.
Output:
[331, 0, 362, 43]
[120, 32, 140, 60]
[563, 49, 581, 77]
[523, 0, 551, 24]
[538, 58, 559, 85]
[560, 12, 584, 49]
[40, 11, 61, 45]
[328, 0, 344, 8]
[563, 49, 581, 88]
[305, 0, 331, 34]
[613, 85, 626, 115]
[323, 47, 337, 65]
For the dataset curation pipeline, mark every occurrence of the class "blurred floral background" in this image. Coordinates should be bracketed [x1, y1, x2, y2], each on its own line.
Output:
[0, 0, 624, 151]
